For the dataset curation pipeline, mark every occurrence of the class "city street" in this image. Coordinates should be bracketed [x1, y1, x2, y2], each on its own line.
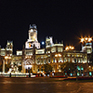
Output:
[0, 77, 93, 93]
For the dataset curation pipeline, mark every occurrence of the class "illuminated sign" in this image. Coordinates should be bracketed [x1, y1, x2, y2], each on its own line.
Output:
[29, 43, 31, 48]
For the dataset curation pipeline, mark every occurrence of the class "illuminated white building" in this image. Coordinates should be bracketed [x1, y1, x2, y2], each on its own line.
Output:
[0, 41, 13, 73]
[0, 41, 13, 56]
[14, 24, 88, 74]
[1, 24, 90, 76]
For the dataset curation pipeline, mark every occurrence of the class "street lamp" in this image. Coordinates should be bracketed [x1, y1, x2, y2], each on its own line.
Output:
[74, 58, 78, 81]
[65, 46, 74, 51]
[80, 37, 92, 43]
[81, 38, 84, 43]
[55, 54, 62, 57]
[88, 38, 92, 42]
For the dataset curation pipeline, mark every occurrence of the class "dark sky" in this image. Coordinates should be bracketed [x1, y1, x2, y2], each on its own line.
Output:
[0, 0, 93, 54]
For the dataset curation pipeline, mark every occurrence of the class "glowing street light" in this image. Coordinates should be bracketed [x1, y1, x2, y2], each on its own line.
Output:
[55, 54, 62, 57]
[88, 38, 92, 42]
[85, 37, 88, 40]
[5, 56, 11, 59]
[65, 46, 74, 50]
[66, 47, 69, 50]
[81, 38, 84, 42]
[80, 37, 92, 43]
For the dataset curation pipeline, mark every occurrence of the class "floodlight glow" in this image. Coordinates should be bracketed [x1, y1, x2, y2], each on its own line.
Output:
[65, 46, 74, 50]
[58, 54, 61, 57]
[5, 56, 11, 59]
[81, 38, 84, 42]
[88, 38, 92, 42]
[5, 56, 8, 59]
[65, 47, 68, 50]
[31, 29, 33, 32]
[69, 46, 71, 49]
[55, 54, 62, 57]
[80, 36, 92, 43]
[85, 38, 88, 40]
[55, 54, 58, 57]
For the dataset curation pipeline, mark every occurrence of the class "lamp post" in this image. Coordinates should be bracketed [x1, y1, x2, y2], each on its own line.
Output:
[74, 58, 78, 81]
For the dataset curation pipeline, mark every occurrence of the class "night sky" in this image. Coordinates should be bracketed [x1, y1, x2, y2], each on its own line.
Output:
[0, 0, 93, 54]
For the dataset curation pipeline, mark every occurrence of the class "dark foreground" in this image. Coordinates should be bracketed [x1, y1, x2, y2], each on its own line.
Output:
[0, 77, 93, 93]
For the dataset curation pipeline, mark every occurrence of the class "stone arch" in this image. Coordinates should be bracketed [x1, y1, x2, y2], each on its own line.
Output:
[23, 58, 33, 69]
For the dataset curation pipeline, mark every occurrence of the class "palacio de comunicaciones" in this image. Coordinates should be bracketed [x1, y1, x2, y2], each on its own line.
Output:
[0, 24, 92, 76]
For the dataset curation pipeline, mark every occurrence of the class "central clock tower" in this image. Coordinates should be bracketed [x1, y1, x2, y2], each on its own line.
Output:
[25, 24, 40, 49]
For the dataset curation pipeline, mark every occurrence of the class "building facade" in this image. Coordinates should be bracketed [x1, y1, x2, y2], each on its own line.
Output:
[0, 24, 92, 76]
[13, 24, 88, 75]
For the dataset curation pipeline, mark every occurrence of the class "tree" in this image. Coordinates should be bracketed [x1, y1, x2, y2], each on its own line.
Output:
[90, 52, 93, 65]
[5, 63, 11, 72]
[44, 63, 52, 74]
[0, 56, 4, 72]
[18, 66, 22, 72]
[61, 62, 75, 75]
[0, 64, 2, 72]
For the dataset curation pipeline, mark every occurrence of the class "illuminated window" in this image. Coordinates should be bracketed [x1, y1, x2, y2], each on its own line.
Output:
[29, 43, 31, 48]
[63, 55, 65, 57]
[77, 66, 80, 70]
[80, 55, 82, 57]
[58, 47, 62, 52]
[64, 58, 67, 62]
[51, 48, 56, 53]
[68, 58, 70, 62]
[72, 58, 74, 63]
[48, 51, 50, 53]
[58, 58, 62, 62]
[78, 59, 80, 63]
[81, 66, 83, 70]
[44, 60, 46, 64]
[80, 59, 82, 63]
[48, 55, 50, 57]
[76, 55, 79, 57]
[67, 54, 70, 57]
[41, 60, 43, 64]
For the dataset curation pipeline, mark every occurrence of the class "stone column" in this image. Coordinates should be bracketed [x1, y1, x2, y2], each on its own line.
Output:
[2, 60, 5, 73]
[22, 61, 26, 73]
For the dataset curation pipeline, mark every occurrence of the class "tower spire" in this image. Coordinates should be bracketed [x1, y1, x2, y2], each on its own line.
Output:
[29, 24, 32, 29]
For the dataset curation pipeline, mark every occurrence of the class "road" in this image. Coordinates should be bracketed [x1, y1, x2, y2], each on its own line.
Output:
[0, 77, 93, 93]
